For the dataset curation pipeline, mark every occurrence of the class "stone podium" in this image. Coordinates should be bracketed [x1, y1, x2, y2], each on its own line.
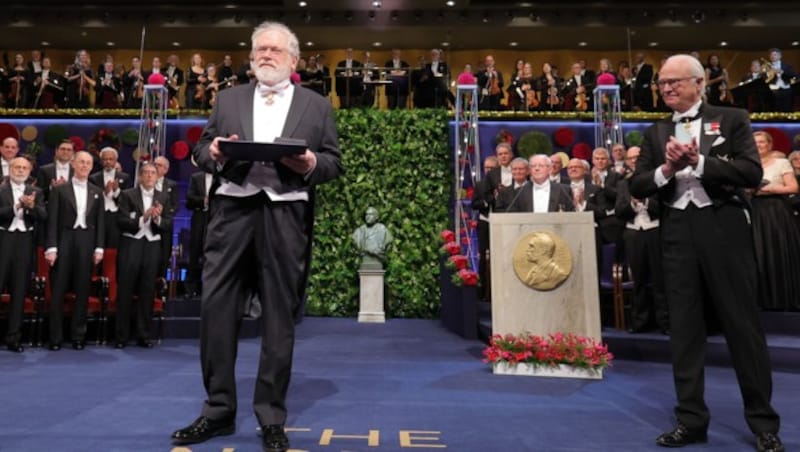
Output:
[358, 269, 386, 323]
[489, 212, 601, 341]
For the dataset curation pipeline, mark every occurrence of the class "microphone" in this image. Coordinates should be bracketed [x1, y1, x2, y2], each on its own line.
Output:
[504, 181, 528, 212]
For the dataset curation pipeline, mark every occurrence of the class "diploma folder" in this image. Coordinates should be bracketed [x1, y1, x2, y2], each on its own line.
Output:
[218, 138, 307, 162]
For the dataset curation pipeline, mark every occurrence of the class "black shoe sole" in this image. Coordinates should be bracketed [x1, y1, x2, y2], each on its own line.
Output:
[171, 424, 236, 445]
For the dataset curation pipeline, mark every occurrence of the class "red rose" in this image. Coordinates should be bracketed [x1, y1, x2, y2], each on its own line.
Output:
[444, 241, 461, 255]
[440, 230, 455, 243]
[458, 269, 478, 286]
[466, 187, 474, 199]
[449, 255, 468, 270]
[468, 220, 478, 229]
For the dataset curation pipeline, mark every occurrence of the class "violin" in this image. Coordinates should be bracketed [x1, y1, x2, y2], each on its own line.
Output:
[522, 80, 538, 109]
[575, 91, 588, 111]
[547, 82, 560, 108]
[488, 68, 501, 96]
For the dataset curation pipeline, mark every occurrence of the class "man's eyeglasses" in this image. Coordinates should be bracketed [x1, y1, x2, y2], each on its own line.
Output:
[656, 77, 697, 89]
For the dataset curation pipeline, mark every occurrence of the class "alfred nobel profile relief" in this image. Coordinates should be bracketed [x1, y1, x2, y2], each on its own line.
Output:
[512, 231, 573, 290]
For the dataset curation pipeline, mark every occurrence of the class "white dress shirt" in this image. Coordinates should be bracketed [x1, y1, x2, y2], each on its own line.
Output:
[570, 180, 586, 211]
[8, 182, 28, 232]
[627, 198, 660, 231]
[500, 165, 512, 187]
[56, 161, 70, 182]
[532, 180, 551, 213]
[122, 187, 161, 242]
[102, 169, 121, 212]
[72, 179, 89, 229]
[654, 100, 711, 209]
[1, 158, 9, 178]
[216, 81, 309, 202]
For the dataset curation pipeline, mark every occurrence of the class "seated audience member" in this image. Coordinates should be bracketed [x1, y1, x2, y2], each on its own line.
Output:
[114, 163, 172, 349]
[566, 158, 600, 213]
[0, 157, 46, 352]
[614, 147, 668, 333]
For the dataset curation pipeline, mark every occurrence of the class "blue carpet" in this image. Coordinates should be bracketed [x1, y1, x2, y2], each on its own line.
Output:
[0, 317, 797, 452]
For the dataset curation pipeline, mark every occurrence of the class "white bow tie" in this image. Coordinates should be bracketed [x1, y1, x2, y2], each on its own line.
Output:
[258, 82, 289, 105]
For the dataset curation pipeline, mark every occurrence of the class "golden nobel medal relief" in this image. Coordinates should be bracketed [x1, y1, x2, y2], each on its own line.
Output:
[512, 231, 572, 291]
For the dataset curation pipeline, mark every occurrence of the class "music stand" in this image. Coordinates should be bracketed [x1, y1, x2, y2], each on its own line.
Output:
[731, 78, 770, 112]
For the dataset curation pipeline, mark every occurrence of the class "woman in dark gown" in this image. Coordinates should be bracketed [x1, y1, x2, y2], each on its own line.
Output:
[751, 131, 800, 310]
[705, 54, 728, 106]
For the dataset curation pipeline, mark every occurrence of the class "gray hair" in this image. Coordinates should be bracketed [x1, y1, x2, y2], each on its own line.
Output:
[251, 21, 300, 59]
[529, 154, 552, 167]
[592, 147, 610, 159]
[665, 54, 706, 93]
[99, 147, 118, 159]
[511, 157, 529, 168]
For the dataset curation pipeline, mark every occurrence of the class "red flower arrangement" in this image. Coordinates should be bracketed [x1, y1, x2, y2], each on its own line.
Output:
[495, 129, 515, 145]
[483, 332, 613, 370]
[440, 229, 479, 287]
[553, 127, 575, 148]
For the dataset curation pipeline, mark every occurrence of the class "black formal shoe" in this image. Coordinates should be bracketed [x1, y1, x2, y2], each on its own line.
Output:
[7, 343, 24, 353]
[114, 342, 126, 349]
[171, 416, 235, 445]
[756, 432, 784, 452]
[261, 424, 289, 452]
[136, 339, 154, 348]
[656, 423, 707, 447]
[49, 343, 62, 351]
[72, 341, 85, 350]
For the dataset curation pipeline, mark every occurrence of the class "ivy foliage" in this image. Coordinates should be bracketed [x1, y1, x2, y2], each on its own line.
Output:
[306, 108, 451, 318]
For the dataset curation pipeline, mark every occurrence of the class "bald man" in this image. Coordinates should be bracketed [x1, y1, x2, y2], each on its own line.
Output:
[1, 137, 21, 180]
[45, 151, 104, 351]
[0, 157, 46, 352]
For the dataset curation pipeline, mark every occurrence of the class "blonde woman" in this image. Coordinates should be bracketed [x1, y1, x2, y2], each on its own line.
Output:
[751, 131, 800, 310]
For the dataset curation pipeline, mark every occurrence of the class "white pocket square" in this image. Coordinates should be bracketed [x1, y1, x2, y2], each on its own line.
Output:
[711, 136, 726, 147]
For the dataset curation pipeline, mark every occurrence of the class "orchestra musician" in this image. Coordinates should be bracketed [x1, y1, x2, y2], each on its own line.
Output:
[7, 53, 30, 109]
[766, 48, 796, 112]
[218, 54, 239, 91]
[632, 52, 654, 111]
[384, 49, 410, 109]
[360, 51, 378, 108]
[32, 57, 64, 109]
[25, 50, 43, 108]
[422, 48, 450, 108]
[303, 54, 327, 97]
[123, 57, 145, 109]
[736, 59, 769, 113]
[704, 54, 729, 106]
[95, 61, 122, 109]
[562, 62, 594, 112]
[202, 64, 221, 109]
[165, 54, 184, 109]
[144, 56, 166, 88]
[185, 53, 206, 109]
[507, 59, 525, 111]
[65, 50, 95, 109]
[513, 62, 538, 112]
[538, 62, 563, 112]
[618, 62, 634, 111]
[335, 48, 363, 109]
[477, 55, 504, 110]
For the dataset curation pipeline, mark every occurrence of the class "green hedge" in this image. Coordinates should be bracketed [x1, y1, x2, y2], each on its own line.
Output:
[306, 108, 451, 318]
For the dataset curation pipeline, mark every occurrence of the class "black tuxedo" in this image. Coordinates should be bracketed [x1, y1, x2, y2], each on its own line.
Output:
[482, 166, 512, 213]
[416, 61, 449, 108]
[614, 178, 667, 332]
[95, 71, 122, 108]
[471, 176, 494, 301]
[185, 172, 211, 294]
[630, 103, 779, 434]
[501, 181, 575, 213]
[156, 177, 178, 278]
[36, 162, 74, 203]
[115, 186, 171, 344]
[633, 63, 655, 111]
[46, 180, 105, 345]
[89, 170, 131, 249]
[0, 183, 46, 344]
[592, 170, 623, 246]
[476, 69, 505, 111]
[384, 59, 410, 109]
[334, 59, 363, 108]
[193, 83, 343, 426]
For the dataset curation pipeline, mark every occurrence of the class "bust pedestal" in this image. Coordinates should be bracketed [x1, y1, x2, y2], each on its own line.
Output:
[358, 268, 386, 323]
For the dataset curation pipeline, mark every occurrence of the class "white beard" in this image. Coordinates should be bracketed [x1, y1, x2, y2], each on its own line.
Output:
[251, 60, 291, 86]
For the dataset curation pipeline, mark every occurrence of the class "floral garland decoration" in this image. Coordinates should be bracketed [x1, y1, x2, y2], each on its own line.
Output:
[88, 127, 122, 155]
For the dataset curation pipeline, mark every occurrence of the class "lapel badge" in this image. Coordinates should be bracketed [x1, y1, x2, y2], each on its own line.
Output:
[704, 122, 721, 135]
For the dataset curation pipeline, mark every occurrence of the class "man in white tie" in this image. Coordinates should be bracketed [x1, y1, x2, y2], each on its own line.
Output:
[114, 162, 171, 349]
[36, 139, 75, 203]
[89, 147, 130, 249]
[1, 137, 20, 181]
[630, 54, 783, 452]
[45, 151, 104, 351]
[0, 157, 46, 352]
[503, 155, 573, 213]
